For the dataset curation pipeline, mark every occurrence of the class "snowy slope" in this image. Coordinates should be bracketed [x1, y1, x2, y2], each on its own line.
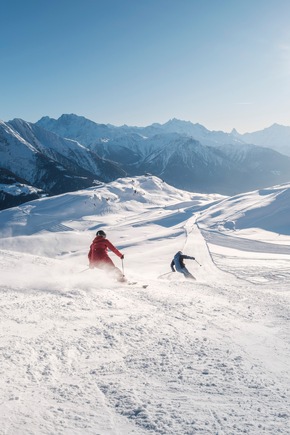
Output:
[0, 176, 289, 434]
[0, 168, 44, 210]
[198, 182, 290, 236]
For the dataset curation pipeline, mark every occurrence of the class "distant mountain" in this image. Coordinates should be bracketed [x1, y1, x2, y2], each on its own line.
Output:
[141, 118, 245, 148]
[0, 119, 125, 210]
[8, 119, 125, 181]
[37, 114, 118, 147]
[144, 119, 290, 155]
[239, 123, 290, 156]
[37, 114, 290, 155]
[2, 114, 290, 210]
[132, 136, 290, 195]
[36, 114, 290, 196]
[37, 114, 245, 148]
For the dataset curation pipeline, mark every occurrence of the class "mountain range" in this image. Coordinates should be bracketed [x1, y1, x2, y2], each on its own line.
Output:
[1, 114, 290, 210]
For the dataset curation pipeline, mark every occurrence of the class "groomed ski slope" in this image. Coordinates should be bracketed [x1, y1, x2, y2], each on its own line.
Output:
[0, 176, 289, 435]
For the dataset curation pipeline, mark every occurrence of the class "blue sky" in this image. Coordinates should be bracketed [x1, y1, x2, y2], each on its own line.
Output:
[1, 0, 290, 133]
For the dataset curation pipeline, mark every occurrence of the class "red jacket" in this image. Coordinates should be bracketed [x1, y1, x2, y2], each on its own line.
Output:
[88, 236, 122, 265]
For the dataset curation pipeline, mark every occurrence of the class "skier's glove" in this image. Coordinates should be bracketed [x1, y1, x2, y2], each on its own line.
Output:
[121, 254, 124, 259]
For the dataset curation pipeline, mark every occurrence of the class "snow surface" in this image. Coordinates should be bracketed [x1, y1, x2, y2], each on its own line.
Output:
[0, 183, 42, 197]
[0, 176, 289, 435]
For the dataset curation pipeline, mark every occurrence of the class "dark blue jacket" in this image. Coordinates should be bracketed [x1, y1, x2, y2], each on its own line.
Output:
[171, 251, 195, 272]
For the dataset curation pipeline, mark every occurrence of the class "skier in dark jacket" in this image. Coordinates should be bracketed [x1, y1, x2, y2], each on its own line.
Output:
[88, 230, 126, 282]
[170, 251, 195, 279]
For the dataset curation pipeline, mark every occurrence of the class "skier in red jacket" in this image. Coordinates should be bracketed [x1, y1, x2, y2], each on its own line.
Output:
[88, 230, 126, 282]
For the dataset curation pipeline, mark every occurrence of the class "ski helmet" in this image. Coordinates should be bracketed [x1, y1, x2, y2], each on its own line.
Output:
[96, 230, 106, 237]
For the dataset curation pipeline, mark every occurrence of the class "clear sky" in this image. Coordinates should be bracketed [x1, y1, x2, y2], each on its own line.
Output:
[1, 0, 290, 133]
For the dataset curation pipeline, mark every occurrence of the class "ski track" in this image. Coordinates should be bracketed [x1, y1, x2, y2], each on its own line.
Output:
[1, 278, 289, 434]
[0, 223, 289, 434]
[1, 183, 290, 434]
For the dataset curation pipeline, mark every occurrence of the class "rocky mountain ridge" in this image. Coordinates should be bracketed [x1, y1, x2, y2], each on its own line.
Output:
[1, 114, 290, 210]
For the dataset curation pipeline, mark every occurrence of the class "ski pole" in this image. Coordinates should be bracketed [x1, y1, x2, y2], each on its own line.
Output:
[194, 259, 202, 266]
[121, 258, 125, 277]
[158, 271, 173, 278]
[79, 267, 90, 274]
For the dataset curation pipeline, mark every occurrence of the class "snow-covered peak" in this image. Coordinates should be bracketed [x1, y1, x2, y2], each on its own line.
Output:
[0, 175, 224, 238]
[241, 123, 290, 156]
[36, 114, 113, 147]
